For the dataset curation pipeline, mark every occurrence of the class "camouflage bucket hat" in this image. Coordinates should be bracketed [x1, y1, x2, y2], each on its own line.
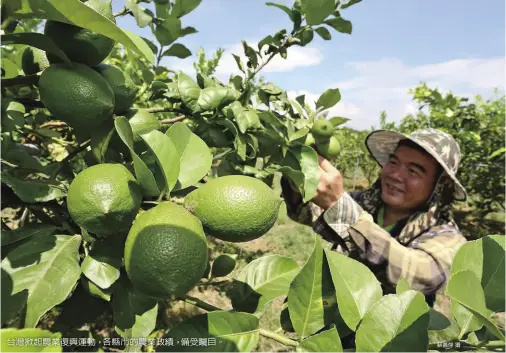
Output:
[365, 128, 467, 201]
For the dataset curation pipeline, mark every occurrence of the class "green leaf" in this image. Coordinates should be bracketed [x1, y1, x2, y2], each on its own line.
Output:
[229, 102, 263, 133]
[340, 0, 362, 9]
[90, 124, 115, 164]
[114, 117, 160, 197]
[211, 254, 237, 278]
[260, 82, 284, 95]
[171, 0, 202, 18]
[289, 128, 310, 142]
[230, 255, 300, 314]
[180, 26, 198, 37]
[1, 58, 20, 78]
[451, 300, 482, 337]
[196, 87, 240, 112]
[139, 130, 180, 194]
[265, 2, 294, 21]
[324, 249, 383, 331]
[446, 270, 505, 340]
[113, 277, 158, 340]
[489, 147, 505, 160]
[289, 146, 321, 202]
[315, 27, 332, 40]
[356, 291, 430, 352]
[288, 236, 325, 338]
[258, 35, 274, 51]
[1, 234, 82, 328]
[1, 33, 70, 65]
[80, 276, 112, 302]
[451, 235, 505, 312]
[125, 0, 153, 28]
[297, 326, 343, 352]
[316, 88, 341, 110]
[159, 311, 259, 352]
[428, 308, 451, 331]
[3, 101, 25, 132]
[165, 122, 212, 191]
[155, 17, 182, 46]
[81, 240, 122, 290]
[325, 17, 352, 34]
[1, 172, 65, 203]
[1, 328, 62, 352]
[5, 0, 154, 63]
[396, 279, 410, 294]
[178, 72, 201, 111]
[162, 43, 192, 58]
[329, 116, 350, 127]
[242, 41, 258, 69]
[1, 224, 58, 247]
[300, 0, 335, 25]
[232, 54, 245, 73]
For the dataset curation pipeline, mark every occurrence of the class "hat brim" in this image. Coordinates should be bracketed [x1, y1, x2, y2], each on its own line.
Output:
[365, 130, 467, 201]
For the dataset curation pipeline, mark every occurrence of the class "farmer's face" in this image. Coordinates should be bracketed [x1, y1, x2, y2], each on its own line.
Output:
[380, 145, 440, 212]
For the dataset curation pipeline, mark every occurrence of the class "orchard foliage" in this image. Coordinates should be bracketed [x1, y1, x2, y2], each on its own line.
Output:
[1, 0, 505, 352]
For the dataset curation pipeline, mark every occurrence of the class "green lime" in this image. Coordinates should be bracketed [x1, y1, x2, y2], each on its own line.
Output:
[44, 0, 115, 66]
[184, 175, 281, 242]
[124, 202, 208, 299]
[312, 119, 334, 138]
[316, 136, 341, 159]
[67, 163, 142, 236]
[94, 64, 137, 114]
[38, 62, 115, 131]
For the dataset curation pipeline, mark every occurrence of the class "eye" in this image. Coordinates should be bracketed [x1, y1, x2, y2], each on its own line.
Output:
[408, 168, 420, 176]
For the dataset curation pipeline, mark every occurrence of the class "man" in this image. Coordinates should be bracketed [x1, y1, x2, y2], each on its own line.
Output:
[281, 128, 467, 306]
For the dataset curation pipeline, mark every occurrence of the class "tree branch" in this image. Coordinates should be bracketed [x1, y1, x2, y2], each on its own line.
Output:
[40, 121, 68, 129]
[160, 115, 186, 124]
[182, 295, 220, 312]
[2, 74, 40, 87]
[51, 140, 91, 179]
[146, 106, 188, 114]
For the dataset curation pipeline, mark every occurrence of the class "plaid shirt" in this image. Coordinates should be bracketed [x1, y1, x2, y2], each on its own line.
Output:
[281, 179, 467, 296]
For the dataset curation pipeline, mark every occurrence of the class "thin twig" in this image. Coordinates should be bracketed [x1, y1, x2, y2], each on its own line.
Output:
[113, 7, 130, 18]
[51, 140, 91, 178]
[40, 121, 67, 129]
[2, 74, 40, 87]
[182, 295, 220, 312]
[146, 106, 187, 114]
[160, 115, 186, 124]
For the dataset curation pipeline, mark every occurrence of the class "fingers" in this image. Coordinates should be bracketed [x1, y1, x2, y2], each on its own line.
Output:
[318, 155, 336, 173]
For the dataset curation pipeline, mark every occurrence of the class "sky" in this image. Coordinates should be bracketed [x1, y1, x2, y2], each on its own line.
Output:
[112, 0, 505, 130]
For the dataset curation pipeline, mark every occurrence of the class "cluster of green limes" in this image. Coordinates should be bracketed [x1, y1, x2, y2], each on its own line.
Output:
[305, 118, 342, 159]
[24, 0, 159, 143]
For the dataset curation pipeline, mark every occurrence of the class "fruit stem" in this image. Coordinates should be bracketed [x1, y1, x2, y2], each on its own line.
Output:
[258, 329, 298, 347]
[1, 73, 40, 87]
[113, 7, 130, 18]
[160, 115, 187, 124]
[182, 295, 221, 312]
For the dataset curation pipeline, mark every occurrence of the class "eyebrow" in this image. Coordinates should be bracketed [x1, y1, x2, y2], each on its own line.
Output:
[388, 154, 427, 174]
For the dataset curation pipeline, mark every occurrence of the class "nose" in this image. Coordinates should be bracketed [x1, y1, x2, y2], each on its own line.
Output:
[386, 165, 405, 183]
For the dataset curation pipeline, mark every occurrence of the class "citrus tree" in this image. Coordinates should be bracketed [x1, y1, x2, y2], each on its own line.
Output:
[1, 1, 505, 352]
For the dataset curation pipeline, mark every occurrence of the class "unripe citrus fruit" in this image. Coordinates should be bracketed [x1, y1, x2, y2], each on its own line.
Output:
[38, 62, 115, 131]
[312, 119, 334, 138]
[21, 47, 49, 75]
[316, 135, 341, 159]
[94, 64, 137, 114]
[67, 163, 142, 236]
[184, 175, 282, 242]
[124, 202, 208, 299]
[124, 109, 160, 142]
[44, 0, 115, 66]
[211, 254, 237, 277]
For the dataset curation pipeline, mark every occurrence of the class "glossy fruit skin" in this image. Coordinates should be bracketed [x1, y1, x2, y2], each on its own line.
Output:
[124, 202, 208, 299]
[38, 62, 115, 131]
[316, 136, 342, 160]
[44, 0, 115, 66]
[123, 109, 161, 142]
[311, 119, 334, 138]
[184, 175, 282, 242]
[94, 64, 137, 114]
[67, 163, 142, 236]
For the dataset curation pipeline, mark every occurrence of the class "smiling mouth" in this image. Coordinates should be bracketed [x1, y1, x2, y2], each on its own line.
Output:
[386, 182, 403, 192]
